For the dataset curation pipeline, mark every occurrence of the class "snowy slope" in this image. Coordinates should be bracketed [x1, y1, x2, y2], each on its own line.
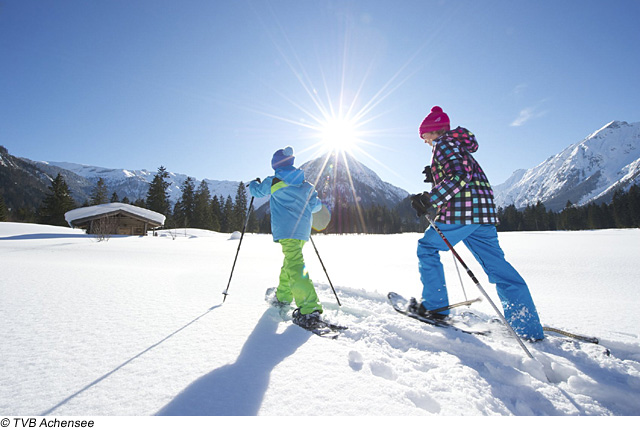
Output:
[494, 121, 640, 211]
[1, 222, 639, 416]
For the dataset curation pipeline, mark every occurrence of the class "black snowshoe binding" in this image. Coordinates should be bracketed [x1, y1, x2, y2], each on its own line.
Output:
[407, 297, 448, 321]
[291, 308, 348, 339]
[291, 308, 324, 330]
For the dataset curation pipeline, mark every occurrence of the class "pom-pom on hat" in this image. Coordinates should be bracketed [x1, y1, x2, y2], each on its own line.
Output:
[271, 146, 295, 170]
[419, 106, 450, 136]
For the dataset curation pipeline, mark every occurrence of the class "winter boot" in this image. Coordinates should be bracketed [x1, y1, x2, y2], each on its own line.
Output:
[292, 308, 324, 329]
[408, 297, 448, 321]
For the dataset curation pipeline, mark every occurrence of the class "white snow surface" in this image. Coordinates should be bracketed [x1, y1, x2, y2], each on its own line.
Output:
[64, 203, 166, 226]
[1, 222, 640, 416]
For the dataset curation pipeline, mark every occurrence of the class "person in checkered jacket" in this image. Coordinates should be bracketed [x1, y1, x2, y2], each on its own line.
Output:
[410, 106, 544, 341]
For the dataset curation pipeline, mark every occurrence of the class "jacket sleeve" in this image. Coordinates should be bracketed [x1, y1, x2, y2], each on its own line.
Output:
[248, 176, 274, 198]
[429, 142, 473, 208]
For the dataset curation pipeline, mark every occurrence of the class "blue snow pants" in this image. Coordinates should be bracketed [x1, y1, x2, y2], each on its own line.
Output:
[417, 223, 544, 340]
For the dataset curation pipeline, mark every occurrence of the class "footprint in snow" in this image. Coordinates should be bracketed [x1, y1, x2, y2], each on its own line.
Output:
[369, 360, 398, 380]
[406, 391, 441, 414]
[348, 350, 364, 371]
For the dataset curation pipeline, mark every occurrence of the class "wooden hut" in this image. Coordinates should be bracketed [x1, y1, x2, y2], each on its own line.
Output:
[65, 203, 165, 236]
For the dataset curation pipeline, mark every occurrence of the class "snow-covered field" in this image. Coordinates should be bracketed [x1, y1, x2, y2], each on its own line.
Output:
[1, 222, 639, 417]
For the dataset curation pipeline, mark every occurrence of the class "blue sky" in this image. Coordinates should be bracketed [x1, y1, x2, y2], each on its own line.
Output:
[2, 0, 639, 194]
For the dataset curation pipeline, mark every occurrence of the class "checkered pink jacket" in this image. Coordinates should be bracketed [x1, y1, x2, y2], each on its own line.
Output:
[427, 127, 499, 225]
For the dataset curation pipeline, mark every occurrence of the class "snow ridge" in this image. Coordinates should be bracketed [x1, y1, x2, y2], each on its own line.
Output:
[494, 121, 640, 211]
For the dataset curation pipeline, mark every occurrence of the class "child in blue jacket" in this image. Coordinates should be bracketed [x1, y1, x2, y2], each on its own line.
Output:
[249, 147, 325, 327]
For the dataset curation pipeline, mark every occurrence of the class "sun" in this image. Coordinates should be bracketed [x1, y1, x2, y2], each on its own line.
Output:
[317, 116, 361, 154]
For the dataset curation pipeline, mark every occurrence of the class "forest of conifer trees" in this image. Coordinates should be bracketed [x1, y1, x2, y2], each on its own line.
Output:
[497, 185, 640, 231]
[2, 166, 639, 234]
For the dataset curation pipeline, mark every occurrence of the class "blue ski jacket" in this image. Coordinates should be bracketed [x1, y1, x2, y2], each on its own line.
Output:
[249, 166, 322, 242]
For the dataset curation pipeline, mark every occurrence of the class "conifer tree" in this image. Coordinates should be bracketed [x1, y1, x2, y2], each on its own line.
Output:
[259, 212, 271, 234]
[193, 180, 216, 230]
[247, 209, 259, 232]
[174, 177, 196, 228]
[612, 189, 629, 227]
[38, 173, 76, 226]
[598, 202, 614, 229]
[221, 195, 234, 232]
[210, 195, 222, 232]
[0, 195, 7, 221]
[559, 201, 586, 230]
[90, 178, 109, 205]
[146, 166, 171, 216]
[232, 182, 248, 231]
[132, 198, 145, 207]
[627, 185, 640, 227]
[586, 203, 605, 229]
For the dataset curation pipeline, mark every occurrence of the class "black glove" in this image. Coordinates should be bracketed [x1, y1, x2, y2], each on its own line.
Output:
[422, 165, 433, 184]
[410, 192, 437, 219]
[248, 177, 261, 187]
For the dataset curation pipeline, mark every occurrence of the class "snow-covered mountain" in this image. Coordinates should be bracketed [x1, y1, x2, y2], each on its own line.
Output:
[40, 152, 410, 210]
[7, 118, 638, 217]
[494, 121, 640, 211]
[24, 160, 243, 205]
[5, 148, 407, 214]
[301, 151, 409, 209]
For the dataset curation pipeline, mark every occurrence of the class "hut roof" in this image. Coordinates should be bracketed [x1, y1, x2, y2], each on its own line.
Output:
[65, 203, 166, 228]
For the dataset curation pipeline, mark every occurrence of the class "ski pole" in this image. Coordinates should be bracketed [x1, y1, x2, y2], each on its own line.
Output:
[309, 235, 342, 306]
[424, 215, 535, 360]
[222, 195, 254, 303]
[451, 253, 469, 301]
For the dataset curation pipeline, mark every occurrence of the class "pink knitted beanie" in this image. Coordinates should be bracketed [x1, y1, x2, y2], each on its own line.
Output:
[419, 106, 450, 136]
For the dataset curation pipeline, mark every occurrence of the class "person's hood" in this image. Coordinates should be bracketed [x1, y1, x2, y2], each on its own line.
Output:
[274, 165, 305, 185]
[438, 127, 479, 153]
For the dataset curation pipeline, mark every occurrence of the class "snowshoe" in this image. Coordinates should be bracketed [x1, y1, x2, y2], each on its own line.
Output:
[291, 308, 348, 339]
[407, 297, 448, 321]
[292, 308, 324, 330]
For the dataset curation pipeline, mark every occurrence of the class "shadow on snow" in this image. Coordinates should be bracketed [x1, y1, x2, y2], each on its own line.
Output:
[156, 308, 310, 416]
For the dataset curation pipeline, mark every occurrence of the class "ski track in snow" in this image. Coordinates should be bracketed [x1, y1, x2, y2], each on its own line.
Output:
[311, 284, 634, 416]
[1, 223, 639, 416]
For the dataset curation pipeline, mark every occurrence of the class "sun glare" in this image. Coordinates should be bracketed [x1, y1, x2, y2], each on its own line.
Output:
[245, 3, 419, 181]
[318, 116, 361, 154]
[240, 4, 422, 232]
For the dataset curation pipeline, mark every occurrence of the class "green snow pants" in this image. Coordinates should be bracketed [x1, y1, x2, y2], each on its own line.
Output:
[276, 239, 323, 315]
